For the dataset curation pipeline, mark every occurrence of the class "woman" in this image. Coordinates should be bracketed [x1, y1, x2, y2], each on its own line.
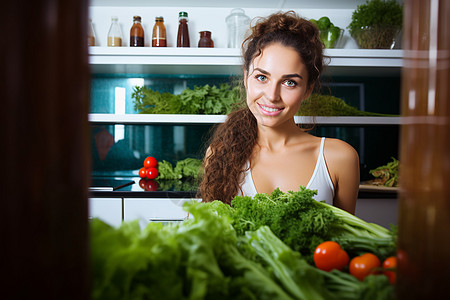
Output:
[199, 11, 360, 214]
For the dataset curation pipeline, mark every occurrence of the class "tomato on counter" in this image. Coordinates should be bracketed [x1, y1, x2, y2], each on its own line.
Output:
[138, 167, 148, 178]
[144, 156, 158, 168]
[146, 167, 158, 179]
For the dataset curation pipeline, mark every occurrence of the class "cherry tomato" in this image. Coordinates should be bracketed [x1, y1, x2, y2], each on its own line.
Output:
[138, 167, 148, 178]
[349, 253, 381, 281]
[144, 180, 159, 191]
[383, 256, 397, 284]
[314, 241, 349, 272]
[146, 167, 159, 179]
[144, 156, 158, 168]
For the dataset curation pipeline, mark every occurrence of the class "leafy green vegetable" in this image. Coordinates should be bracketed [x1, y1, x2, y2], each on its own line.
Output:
[132, 84, 240, 115]
[91, 198, 395, 299]
[297, 93, 396, 117]
[245, 226, 331, 300]
[132, 87, 179, 114]
[174, 158, 203, 179]
[369, 157, 399, 187]
[157, 160, 180, 180]
[206, 187, 396, 263]
[348, 0, 403, 36]
[244, 226, 394, 300]
[91, 201, 300, 300]
[347, 0, 403, 49]
[157, 158, 203, 181]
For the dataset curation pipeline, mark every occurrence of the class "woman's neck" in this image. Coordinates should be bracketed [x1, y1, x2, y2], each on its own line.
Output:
[256, 118, 305, 152]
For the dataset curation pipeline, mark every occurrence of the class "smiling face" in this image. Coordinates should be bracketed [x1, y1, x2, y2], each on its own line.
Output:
[245, 43, 312, 128]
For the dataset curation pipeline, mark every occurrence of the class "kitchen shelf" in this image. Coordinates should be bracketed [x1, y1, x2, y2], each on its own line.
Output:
[88, 113, 401, 125]
[89, 47, 403, 76]
[91, 0, 368, 9]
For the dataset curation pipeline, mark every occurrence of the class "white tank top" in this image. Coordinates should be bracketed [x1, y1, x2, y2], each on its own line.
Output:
[239, 137, 335, 205]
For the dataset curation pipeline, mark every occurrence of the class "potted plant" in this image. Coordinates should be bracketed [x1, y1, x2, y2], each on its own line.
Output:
[348, 0, 403, 49]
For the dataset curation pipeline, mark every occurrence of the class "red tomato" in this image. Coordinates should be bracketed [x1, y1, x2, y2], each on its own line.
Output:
[146, 167, 159, 179]
[138, 167, 147, 178]
[349, 253, 381, 281]
[144, 180, 159, 191]
[314, 241, 349, 272]
[144, 156, 158, 168]
[383, 256, 397, 284]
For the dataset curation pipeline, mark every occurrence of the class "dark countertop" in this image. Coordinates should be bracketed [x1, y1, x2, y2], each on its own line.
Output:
[89, 176, 397, 199]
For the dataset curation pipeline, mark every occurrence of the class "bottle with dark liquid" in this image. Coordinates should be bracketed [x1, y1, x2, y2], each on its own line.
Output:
[176, 12, 190, 47]
[198, 31, 214, 48]
[130, 16, 144, 47]
[152, 16, 167, 47]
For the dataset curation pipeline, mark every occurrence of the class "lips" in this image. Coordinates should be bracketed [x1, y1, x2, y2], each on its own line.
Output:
[257, 103, 284, 116]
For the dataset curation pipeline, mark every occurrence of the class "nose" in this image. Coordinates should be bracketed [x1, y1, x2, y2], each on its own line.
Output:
[264, 81, 281, 102]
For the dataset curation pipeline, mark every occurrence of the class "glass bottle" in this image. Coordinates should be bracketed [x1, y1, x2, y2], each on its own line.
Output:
[152, 16, 167, 47]
[107, 16, 122, 47]
[130, 15, 144, 47]
[198, 31, 214, 48]
[176, 11, 190, 47]
[226, 8, 250, 48]
[88, 18, 96, 46]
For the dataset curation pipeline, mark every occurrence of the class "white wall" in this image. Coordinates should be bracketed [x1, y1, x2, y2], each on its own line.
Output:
[89, 6, 359, 48]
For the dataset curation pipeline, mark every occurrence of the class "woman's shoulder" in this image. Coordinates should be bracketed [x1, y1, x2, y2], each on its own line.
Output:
[323, 137, 359, 164]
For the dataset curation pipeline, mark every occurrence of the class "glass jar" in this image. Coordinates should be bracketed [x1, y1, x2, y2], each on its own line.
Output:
[225, 8, 250, 48]
[177, 11, 190, 47]
[198, 31, 214, 48]
[130, 16, 144, 47]
[107, 16, 122, 47]
[152, 17, 167, 47]
[88, 18, 96, 46]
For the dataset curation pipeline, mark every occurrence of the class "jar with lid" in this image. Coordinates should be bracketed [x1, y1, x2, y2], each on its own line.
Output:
[177, 11, 190, 47]
[225, 8, 250, 48]
[152, 17, 167, 47]
[88, 18, 96, 46]
[198, 31, 214, 48]
[130, 16, 144, 47]
[107, 16, 122, 47]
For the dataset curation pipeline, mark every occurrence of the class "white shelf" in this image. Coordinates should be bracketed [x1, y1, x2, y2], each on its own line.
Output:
[88, 114, 401, 125]
[90, 0, 367, 9]
[89, 47, 403, 76]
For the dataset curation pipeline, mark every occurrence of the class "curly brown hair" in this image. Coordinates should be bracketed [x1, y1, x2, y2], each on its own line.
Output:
[198, 11, 325, 204]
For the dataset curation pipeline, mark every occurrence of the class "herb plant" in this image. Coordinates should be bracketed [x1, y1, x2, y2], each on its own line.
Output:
[132, 83, 240, 115]
[347, 0, 403, 49]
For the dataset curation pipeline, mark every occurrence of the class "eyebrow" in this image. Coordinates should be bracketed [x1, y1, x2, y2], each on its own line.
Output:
[253, 67, 304, 80]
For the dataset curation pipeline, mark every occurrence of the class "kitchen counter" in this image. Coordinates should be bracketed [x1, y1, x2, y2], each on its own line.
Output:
[89, 176, 397, 199]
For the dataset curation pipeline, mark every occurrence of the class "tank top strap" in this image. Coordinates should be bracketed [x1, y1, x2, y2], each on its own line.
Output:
[319, 137, 325, 158]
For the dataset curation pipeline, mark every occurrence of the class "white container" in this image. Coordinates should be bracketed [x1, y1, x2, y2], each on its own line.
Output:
[225, 8, 250, 48]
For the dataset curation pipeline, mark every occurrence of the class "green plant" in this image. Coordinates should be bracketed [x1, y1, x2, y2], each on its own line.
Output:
[348, 0, 403, 49]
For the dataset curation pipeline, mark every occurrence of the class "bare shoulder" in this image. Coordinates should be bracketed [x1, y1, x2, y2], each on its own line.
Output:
[323, 137, 360, 214]
[323, 137, 359, 163]
[322, 137, 360, 183]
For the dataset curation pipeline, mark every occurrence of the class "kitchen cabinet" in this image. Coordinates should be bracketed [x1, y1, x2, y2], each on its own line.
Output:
[88, 0, 400, 227]
[89, 198, 123, 227]
[124, 198, 201, 228]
